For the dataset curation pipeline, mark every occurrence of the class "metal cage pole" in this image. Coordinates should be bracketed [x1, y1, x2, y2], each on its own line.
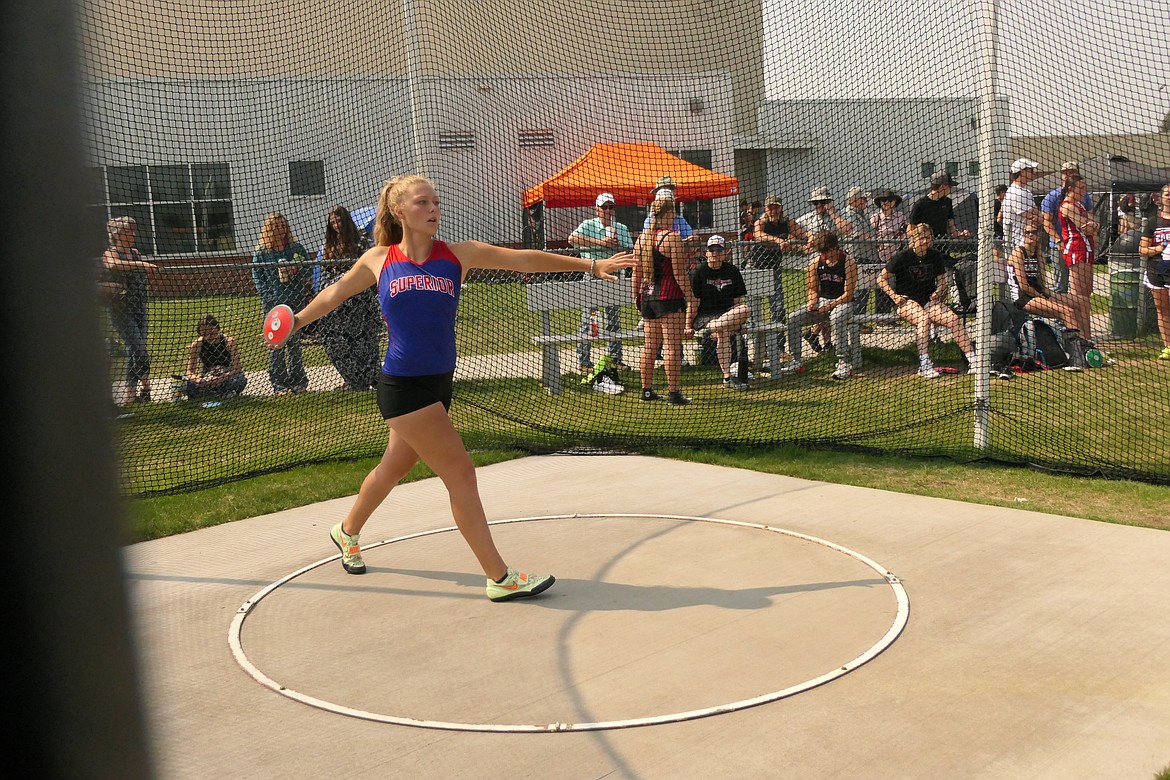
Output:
[404, 0, 429, 179]
[973, 0, 1001, 450]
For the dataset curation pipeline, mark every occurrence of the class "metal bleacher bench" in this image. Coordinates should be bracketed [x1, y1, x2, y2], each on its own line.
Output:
[524, 268, 782, 394]
[845, 264, 902, 369]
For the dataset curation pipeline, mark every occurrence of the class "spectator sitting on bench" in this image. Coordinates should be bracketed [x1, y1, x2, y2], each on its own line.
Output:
[178, 313, 247, 400]
[779, 231, 858, 380]
[877, 223, 975, 378]
[688, 234, 751, 391]
[1006, 220, 1089, 334]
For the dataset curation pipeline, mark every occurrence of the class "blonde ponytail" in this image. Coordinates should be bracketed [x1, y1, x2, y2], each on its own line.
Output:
[373, 174, 432, 246]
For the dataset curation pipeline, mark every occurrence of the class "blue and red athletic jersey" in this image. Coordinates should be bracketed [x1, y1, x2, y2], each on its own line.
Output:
[377, 241, 462, 376]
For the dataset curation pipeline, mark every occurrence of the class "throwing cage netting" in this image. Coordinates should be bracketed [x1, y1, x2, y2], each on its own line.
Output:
[79, 0, 1170, 495]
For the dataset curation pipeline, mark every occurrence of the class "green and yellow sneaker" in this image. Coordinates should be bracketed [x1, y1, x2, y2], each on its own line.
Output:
[329, 522, 366, 575]
[486, 567, 555, 602]
[1158, 347, 1170, 361]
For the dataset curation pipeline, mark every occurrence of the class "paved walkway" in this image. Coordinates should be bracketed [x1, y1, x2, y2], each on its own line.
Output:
[125, 455, 1170, 779]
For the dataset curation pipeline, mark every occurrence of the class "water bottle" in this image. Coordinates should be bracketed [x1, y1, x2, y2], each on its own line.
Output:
[589, 310, 599, 338]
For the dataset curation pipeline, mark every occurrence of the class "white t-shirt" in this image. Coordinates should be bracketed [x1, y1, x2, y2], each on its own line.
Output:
[1002, 183, 1036, 249]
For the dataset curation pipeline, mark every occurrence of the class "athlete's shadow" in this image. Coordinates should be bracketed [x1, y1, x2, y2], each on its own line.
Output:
[379, 567, 885, 611]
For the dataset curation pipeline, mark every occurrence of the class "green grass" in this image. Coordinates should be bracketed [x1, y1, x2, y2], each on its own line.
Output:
[117, 344, 1170, 496]
[127, 448, 526, 541]
[125, 440, 1170, 542]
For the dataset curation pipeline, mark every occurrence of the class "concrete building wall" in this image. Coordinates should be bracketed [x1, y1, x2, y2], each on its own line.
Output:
[82, 72, 738, 251]
[79, 0, 764, 137]
[756, 98, 1011, 213]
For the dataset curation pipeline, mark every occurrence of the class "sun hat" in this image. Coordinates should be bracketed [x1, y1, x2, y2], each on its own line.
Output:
[808, 186, 832, 203]
[1010, 158, 1039, 174]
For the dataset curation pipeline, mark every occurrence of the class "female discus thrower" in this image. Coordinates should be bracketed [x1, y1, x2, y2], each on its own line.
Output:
[279, 176, 634, 601]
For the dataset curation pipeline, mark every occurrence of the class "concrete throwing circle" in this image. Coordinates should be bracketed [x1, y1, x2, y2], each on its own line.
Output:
[229, 514, 908, 733]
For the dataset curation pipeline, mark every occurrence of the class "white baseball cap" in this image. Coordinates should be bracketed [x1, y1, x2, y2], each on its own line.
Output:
[706, 234, 726, 248]
[1010, 158, 1039, 174]
[595, 192, 615, 207]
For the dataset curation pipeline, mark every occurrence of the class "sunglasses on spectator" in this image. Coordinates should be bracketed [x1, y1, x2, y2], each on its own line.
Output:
[1023, 229, 1039, 234]
[599, 204, 615, 210]
[707, 246, 726, 253]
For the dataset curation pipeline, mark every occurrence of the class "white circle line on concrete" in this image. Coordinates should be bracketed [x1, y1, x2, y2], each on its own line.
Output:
[229, 513, 910, 733]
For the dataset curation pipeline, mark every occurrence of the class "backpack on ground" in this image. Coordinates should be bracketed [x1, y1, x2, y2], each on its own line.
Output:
[990, 299, 1028, 335]
[1015, 316, 1076, 369]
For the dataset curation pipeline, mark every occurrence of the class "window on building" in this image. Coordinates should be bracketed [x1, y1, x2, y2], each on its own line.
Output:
[674, 149, 714, 229]
[920, 162, 935, 180]
[93, 163, 234, 255]
[518, 129, 555, 148]
[439, 131, 476, 149]
[289, 160, 326, 197]
[946, 161, 960, 179]
[968, 161, 980, 178]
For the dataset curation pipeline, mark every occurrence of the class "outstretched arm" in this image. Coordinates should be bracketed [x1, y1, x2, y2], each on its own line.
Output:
[292, 245, 381, 331]
[452, 240, 634, 280]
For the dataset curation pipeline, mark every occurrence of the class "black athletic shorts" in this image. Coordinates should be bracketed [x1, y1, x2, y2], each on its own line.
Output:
[639, 298, 685, 320]
[1014, 294, 1035, 310]
[376, 371, 454, 420]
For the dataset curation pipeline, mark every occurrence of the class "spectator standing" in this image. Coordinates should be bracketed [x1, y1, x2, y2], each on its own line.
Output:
[910, 171, 973, 311]
[569, 192, 633, 371]
[842, 186, 880, 322]
[752, 195, 808, 360]
[642, 176, 697, 243]
[1041, 161, 1093, 294]
[877, 223, 975, 378]
[178, 313, 247, 400]
[101, 216, 157, 406]
[739, 200, 755, 241]
[796, 186, 853, 237]
[993, 183, 1008, 240]
[1002, 158, 1041, 252]
[779, 231, 858, 380]
[318, 205, 381, 391]
[689, 234, 751, 391]
[1116, 194, 1139, 236]
[634, 195, 694, 405]
[1138, 183, 1170, 359]
[1005, 222, 1088, 334]
[1057, 174, 1098, 340]
[909, 172, 971, 241]
[252, 212, 310, 394]
[869, 189, 906, 314]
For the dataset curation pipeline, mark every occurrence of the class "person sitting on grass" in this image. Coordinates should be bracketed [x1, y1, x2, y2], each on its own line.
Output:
[877, 223, 974, 378]
[779, 231, 857, 379]
[688, 234, 751, 391]
[177, 313, 247, 400]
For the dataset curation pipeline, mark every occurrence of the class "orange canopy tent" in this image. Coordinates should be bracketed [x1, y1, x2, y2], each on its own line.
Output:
[522, 142, 739, 209]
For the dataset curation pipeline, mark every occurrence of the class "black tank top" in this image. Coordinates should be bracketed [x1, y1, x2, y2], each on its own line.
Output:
[643, 231, 683, 302]
[199, 337, 232, 372]
[1018, 246, 1042, 289]
[816, 256, 846, 300]
[759, 217, 789, 240]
